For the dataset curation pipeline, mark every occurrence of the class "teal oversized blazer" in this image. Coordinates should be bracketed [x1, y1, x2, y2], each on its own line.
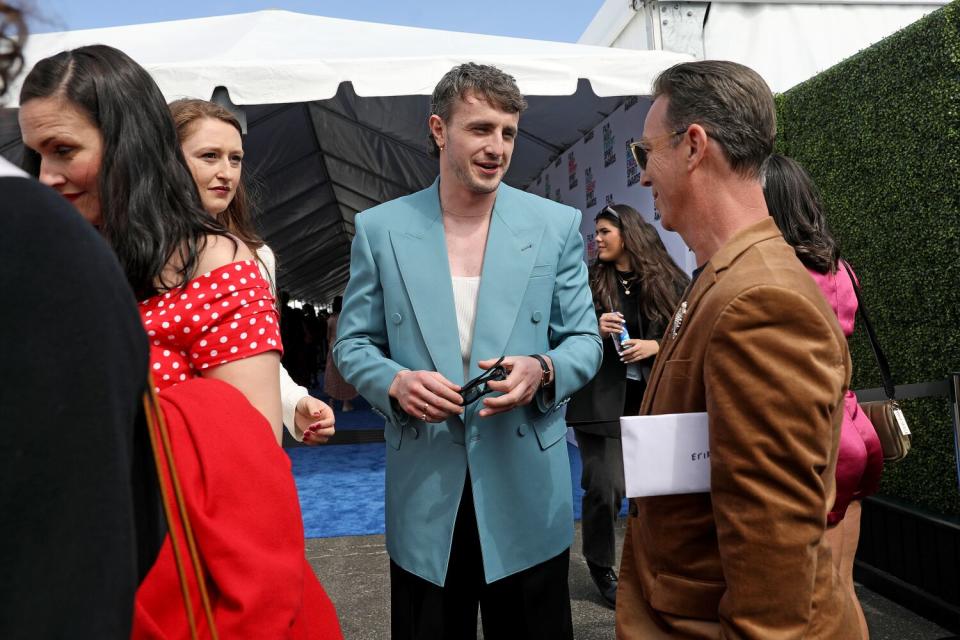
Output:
[332, 179, 602, 586]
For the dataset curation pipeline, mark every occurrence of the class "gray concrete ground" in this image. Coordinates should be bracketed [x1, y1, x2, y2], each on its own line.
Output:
[308, 521, 953, 639]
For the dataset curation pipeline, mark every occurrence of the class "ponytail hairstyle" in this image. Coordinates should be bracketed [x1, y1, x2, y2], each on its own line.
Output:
[762, 153, 840, 274]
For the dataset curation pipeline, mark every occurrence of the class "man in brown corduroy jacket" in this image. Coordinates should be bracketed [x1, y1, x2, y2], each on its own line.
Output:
[615, 60, 861, 639]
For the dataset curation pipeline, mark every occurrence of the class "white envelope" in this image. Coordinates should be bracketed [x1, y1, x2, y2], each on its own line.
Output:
[620, 412, 711, 498]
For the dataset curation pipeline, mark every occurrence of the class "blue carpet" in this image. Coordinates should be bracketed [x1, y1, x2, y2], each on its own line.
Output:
[290, 443, 386, 538]
[291, 441, 626, 538]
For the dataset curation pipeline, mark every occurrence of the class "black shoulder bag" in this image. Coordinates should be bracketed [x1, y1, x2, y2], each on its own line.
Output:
[841, 260, 911, 463]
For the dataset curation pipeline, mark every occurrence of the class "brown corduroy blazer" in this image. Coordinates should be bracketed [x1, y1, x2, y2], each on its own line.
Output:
[616, 218, 860, 639]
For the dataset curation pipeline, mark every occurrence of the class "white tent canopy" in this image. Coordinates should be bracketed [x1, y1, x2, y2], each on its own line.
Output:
[1, 11, 690, 302]
[579, 0, 947, 93]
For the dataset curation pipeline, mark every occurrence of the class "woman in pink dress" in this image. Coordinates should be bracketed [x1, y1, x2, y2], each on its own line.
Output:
[19, 44, 343, 639]
[763, 153, 883, 639]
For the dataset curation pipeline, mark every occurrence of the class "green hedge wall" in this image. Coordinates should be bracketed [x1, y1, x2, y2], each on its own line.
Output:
[775, 1, 960, 516]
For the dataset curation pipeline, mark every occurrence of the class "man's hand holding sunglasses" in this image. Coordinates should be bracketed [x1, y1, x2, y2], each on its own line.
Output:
[475, 355, 553, 418]
[388, 370, 464, 423]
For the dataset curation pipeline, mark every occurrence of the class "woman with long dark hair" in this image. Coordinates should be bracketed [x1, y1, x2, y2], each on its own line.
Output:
[763, 153, 882, 640]
[169, 97, 335, 445]
[19, 45, 342, 638]
[565, 203, 688, 608]
[2, 9, 164, 637]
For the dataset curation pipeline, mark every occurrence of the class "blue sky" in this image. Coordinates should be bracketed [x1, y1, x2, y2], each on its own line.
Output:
[28, 1, 606, 43]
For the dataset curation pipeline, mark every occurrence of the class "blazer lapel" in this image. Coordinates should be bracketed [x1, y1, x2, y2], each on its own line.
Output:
[640, 261, 716, 414]
[468, 189, 544, 380]
[389, 182, 464, 386]
[641, 217, 785, 414]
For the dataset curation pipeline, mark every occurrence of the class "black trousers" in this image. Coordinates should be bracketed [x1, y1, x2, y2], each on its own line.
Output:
[390, 478, 573, 640]
[574, 430, 626, 568]
[574, 377, 642, 569]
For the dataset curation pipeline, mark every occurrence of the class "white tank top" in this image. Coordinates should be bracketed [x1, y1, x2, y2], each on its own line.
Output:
[451, 276, 481, 380]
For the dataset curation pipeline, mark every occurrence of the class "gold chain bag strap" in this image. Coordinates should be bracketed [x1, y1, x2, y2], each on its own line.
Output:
[143, 377, 219, 639]
[841, 260, 911, 463]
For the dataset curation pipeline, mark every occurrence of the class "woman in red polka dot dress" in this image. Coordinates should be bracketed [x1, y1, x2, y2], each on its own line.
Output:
[170, 98, 336, 447]
[20, 46, 343, 638]
[141, 260, 282, 394]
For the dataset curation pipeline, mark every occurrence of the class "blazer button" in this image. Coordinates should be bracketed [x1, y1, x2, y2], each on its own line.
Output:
[517, 424, 528, 437]
[531, 311, 542, 323]
[391, 312, 402, 324]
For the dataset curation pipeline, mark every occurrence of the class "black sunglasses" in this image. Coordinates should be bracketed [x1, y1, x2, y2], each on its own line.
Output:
[595, 205, 620, 224]
[460, 357, 508, 406]
[628, 127, 689, 170]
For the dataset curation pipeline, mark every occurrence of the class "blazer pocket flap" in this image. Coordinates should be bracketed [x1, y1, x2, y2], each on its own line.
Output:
[650, 572, 726, 621]
[529, 264, 555, 279]
[533, 416, 566, 451]
[385, 419, 403, 450]
[662, 358, 692, 380]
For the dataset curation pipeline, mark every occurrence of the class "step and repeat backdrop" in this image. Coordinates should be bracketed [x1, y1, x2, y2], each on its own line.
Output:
[525, 96, 694, 275]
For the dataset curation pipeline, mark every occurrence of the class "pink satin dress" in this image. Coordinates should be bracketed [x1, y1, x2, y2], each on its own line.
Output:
[808, 264, 884, 525]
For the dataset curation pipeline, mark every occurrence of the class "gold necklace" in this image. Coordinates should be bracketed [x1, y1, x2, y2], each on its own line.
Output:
[616, 272, 636, 295]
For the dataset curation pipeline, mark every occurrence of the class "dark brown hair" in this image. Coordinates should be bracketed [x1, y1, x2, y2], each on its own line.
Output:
[0, 2, 25, 99]
[652, 60, 776, 179]
[428, 62, 527, 157]
[169, 98, 264, 253]
[592, 204, 689, 325]
[20, 45, 230, 300]
[762, 154, 839, 274]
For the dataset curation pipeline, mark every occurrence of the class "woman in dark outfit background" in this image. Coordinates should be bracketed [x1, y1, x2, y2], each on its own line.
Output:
[566, 204, 689, 608]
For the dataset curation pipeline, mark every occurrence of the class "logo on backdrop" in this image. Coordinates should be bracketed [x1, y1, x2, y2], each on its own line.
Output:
[544, 173, 552, 200]
[585, 232, 597, 261]
[567, 151, 578, 190]
[554, 188, 563, 203]
[605, 193, 615, 206]
[626, 137, 642, 187]
[585, 166, 597, 208]
[603, 123, 617, 168]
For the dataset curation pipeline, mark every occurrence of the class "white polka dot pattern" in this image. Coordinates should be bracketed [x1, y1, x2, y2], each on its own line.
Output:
[138, 260, 283, 392]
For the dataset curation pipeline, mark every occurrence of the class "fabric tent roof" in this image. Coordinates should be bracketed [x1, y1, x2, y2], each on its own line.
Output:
[579, 0, 947, 93]
[1, 10, 690, 303]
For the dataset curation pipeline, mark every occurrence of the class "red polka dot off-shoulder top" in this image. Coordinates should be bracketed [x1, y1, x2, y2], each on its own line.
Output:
[138, 260, 283, 393]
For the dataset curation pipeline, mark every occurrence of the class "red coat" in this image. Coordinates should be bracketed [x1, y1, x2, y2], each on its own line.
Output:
[132, 378, 342, 639]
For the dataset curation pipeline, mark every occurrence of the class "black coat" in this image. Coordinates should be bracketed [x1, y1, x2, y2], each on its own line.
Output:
[0, 175, 164, 638]
[566, 290, 669, 438]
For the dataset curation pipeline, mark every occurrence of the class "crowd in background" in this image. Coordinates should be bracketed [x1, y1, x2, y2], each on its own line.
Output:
[279, 294, 330, 388]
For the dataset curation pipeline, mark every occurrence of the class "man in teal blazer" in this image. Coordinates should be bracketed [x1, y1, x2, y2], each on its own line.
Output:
[333, 63, 601, 638]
